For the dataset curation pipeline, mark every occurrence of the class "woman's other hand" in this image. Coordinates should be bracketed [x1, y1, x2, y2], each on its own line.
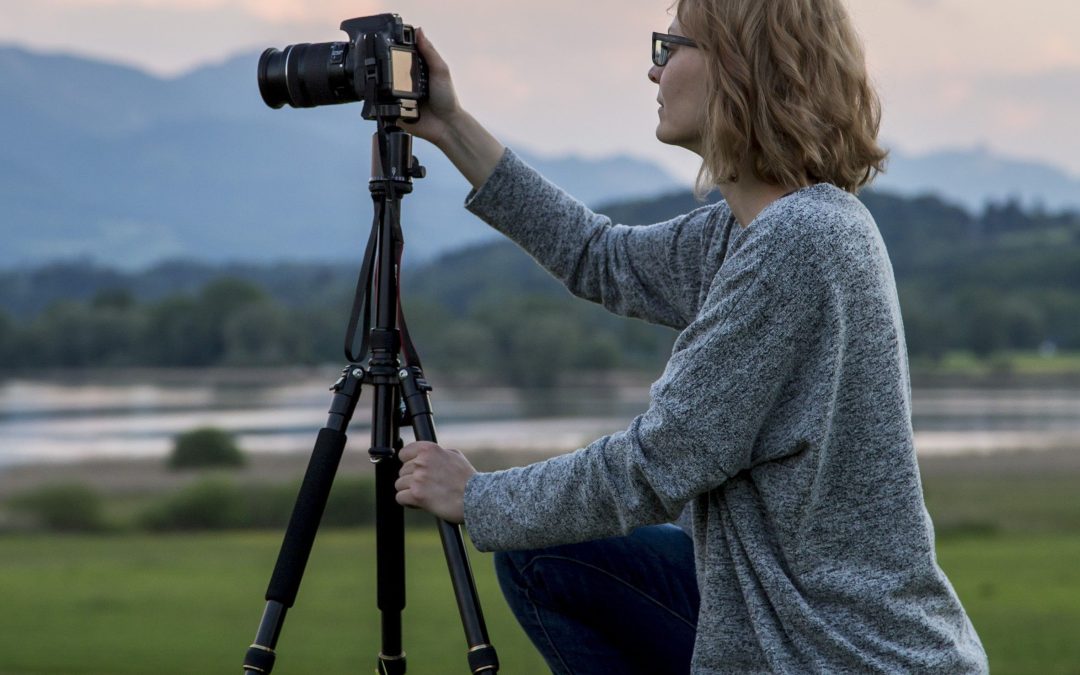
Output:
[395, 440, 477, 524]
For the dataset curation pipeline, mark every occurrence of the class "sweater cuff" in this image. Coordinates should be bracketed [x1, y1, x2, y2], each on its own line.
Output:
[464, 147, 517, 214]
[463, 470, 501, 552]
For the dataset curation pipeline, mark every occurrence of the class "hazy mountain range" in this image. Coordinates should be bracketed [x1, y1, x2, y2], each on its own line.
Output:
[2, 45, 1078, 269]
[0, 46, 683, 269]
[876, 146, 1080, 214]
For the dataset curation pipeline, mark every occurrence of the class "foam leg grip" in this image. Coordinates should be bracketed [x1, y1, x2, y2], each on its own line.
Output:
[266, 427, 347, 606]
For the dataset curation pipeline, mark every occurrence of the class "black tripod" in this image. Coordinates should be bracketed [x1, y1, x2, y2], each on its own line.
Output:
[241, 120, 499, 675]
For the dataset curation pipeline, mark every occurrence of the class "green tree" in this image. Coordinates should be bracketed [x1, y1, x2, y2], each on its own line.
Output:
[222, 301, 308, 365]
[142, 296, 212, 366]
[0, 310, 15, 369]
[168, 427, 246, 470]
[24, 301, 142, 367]
[91, 288, 136, 311]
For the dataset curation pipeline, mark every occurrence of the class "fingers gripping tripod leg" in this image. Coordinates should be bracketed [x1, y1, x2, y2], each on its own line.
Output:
[400, 366, 500, 674]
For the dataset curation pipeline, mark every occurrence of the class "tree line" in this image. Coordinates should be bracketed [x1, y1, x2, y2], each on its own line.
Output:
[1, 189, 1079, 380]
[0, 263, 674, 385]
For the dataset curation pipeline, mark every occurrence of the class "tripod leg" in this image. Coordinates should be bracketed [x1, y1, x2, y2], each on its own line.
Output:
[373, 385, 407, 675]
[243, 366, 363, 675]
[400, 366, 500, 674]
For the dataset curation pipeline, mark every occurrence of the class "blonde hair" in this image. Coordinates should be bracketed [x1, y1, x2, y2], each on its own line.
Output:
[674, 0, 888, 196]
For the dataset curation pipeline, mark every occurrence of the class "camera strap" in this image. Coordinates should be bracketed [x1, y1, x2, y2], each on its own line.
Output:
[360, 33, 380, 121]
[392, 214, 424, 371]
[344, 133, 424, 371]
[343, 202, 381, 364]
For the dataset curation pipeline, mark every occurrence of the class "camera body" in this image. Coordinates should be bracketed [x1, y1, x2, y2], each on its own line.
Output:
[258, 14, 428, 121]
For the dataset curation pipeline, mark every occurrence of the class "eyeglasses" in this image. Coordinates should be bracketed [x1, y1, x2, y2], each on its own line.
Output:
[652, 32, 698, 67]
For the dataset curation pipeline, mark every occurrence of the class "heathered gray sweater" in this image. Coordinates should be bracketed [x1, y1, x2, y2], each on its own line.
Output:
[462, 149, 988, 674]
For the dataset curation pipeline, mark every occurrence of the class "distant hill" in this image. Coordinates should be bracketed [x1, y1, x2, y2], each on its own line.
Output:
[0, 46, 683, 269]
[4, 44, 1079, 271]
[875, 146, 1080, 214]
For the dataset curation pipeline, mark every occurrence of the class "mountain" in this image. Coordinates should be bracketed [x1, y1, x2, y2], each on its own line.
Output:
[876, 146, 1080, 214]
[0, 46, 683, 269]
[5, 45, 1079, 271]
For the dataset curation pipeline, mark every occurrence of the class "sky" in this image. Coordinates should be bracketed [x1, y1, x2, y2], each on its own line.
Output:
[1, 0, 1079, 183]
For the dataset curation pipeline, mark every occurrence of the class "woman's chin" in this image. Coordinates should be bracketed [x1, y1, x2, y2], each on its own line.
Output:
[655, 126, 683, 148]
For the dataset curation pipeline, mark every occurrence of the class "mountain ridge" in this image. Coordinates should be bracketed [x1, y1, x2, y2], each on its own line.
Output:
[3, 44, 1079, 269]
[0, 46, 684, 269]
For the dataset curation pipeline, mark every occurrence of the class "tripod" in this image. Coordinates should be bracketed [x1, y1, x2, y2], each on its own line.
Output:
[241, 120, 499, 675]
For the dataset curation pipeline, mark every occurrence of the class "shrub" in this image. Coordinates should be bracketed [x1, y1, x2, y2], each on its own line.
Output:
[322, 477, 377, 527]
[7, 483, 110, 532]
[139, 479, 244, 531]
[136, 475, 432, 532]
[168, 427, 245, 470]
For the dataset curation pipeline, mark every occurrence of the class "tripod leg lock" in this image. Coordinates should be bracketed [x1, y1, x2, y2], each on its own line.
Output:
[369, 445, 397, 462]
[377, 651, 407, 675]
[467, 644, 500, 673]
[242, 643, 276, 674]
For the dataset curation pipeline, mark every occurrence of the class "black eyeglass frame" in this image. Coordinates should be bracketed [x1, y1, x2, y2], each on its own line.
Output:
[652, 32, 698, 67]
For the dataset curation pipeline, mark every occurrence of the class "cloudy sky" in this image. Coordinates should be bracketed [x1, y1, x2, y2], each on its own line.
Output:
[2, 0, 1078, 182]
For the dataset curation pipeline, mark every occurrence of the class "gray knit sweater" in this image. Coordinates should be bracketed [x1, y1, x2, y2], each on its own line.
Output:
[462, 149, 988, 674]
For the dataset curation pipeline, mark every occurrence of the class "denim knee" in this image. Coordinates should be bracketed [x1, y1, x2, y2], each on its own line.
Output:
[494, 549, 529, 592]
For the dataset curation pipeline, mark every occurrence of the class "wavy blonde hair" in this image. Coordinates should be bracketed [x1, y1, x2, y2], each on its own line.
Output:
[674, 0, 888, 196]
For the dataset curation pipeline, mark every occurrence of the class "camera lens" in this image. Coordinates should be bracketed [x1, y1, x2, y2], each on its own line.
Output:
[258, 48, 289, 108]
[257, 42, 356, 109]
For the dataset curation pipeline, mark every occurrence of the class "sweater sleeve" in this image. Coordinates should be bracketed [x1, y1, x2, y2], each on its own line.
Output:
[465, 148, 722, 329]
[463, 227, 828, 551]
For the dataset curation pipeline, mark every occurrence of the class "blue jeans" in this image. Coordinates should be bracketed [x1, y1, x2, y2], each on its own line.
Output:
[494, 524, 699, 675]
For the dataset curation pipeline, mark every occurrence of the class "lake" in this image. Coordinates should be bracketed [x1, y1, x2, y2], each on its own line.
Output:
[2, 369, 1079, 467]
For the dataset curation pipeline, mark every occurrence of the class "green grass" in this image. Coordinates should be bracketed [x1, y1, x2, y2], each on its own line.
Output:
[1, 529, 1079, 674]
[938, 533, 1080, 675]
[911, 349, 1080, 377]
[923, 473, 1080, 536]
[4, 465, 1080, 674]
[0, 529, 548, 675]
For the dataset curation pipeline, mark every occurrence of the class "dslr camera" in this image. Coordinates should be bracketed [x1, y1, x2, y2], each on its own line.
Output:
[258, 14, 428, 121]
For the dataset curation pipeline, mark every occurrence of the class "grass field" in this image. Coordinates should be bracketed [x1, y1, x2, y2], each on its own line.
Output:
[911, 350, 1080, 377]
[0, 527, 1079, 674]
[0, 529, 549, 675]
[2, 449, 1080, 674]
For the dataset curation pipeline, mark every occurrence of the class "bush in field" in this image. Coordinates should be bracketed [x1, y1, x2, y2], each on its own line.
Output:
[8, 483, 109, 532]
[140, 479, 244, 531]
[168, 427, 245, 470]
[322, 477, 377, 527]
[134, 475, 430, 532]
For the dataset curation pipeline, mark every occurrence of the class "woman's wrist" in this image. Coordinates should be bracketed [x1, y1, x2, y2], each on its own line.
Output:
[436, 110, 506, 190]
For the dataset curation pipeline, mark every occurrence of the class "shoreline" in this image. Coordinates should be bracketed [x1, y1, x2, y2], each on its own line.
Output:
[6, 363, 1080, 388]
[2, 444, 1079, 498]
[0, 446, 563, 497]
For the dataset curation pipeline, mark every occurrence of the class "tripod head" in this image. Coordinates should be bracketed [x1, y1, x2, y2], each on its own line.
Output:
[370, 122, 427, 193]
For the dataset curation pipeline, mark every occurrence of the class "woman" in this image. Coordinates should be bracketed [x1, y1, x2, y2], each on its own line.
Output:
[394, 0, 989, 672]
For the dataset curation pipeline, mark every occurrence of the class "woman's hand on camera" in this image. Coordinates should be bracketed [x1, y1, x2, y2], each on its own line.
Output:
[404, 28, 465, 148]
[395, 440, 476, 524]
[404, 27, 505, 189]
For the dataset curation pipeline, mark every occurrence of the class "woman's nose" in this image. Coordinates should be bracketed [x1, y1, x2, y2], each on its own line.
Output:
[648, 64, 662, 84]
